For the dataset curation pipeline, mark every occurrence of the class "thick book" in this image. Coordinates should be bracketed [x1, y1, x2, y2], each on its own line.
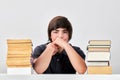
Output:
[87, 61, 110, 66]
[7, 67, 31, 74]
[87, 52, 111, 61]
[87, 66, 112, 74]
[88, 40, 111, 45]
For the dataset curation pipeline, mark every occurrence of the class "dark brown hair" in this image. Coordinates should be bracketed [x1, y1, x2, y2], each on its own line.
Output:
[48, 16, 73, 42]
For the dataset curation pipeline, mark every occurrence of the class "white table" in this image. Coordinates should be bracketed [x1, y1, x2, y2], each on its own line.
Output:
[0, 74, 120, 80]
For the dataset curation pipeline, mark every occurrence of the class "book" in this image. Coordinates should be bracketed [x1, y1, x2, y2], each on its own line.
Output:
[8, 65, 31, 67]
[87, 47, 110, 52]
[87, 45, 111, 48]
[7, 57, 31, 60]
[7, 67, 31, 74]
[7, 54, 31, 58]
[87, 61, 109, 66]
[89, 40, 111, 45]
[87, 66, 112, 74]
[7, 50, 32, 55]
[87, 52, 110, 61]
[8, 47, 32, 51]
[7, 39, 32, 44]
[8, 43, 32, 48]
[87, 45, 111, 52]
[6, 59, 31, 66]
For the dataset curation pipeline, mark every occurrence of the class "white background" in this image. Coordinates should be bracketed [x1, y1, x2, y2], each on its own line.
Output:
[0, 0, 120, 74]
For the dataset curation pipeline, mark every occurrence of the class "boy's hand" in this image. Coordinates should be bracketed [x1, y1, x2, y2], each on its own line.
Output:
[53, 37, 68, 49]
[47, 43, 59, 55]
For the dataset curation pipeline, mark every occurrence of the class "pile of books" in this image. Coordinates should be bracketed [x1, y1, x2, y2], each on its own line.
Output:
[86, 40, 112, 74]
[6, 39, 32, 74]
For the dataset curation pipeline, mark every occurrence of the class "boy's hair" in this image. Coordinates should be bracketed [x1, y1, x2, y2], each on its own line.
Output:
[48, 16, 73, 42]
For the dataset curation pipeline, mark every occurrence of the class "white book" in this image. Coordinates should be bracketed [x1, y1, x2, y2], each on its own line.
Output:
[7, 67, 31, 75]
[87, 61, 109, 66]
[87, 52, 111, 61]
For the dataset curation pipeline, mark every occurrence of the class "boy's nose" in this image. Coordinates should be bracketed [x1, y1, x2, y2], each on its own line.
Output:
[58, 33, 63, 39]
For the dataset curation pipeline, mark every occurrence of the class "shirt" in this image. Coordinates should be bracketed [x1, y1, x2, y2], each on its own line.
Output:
[31, 43, 85, 74]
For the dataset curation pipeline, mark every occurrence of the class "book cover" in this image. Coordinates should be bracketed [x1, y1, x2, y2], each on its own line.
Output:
[87, 66, 112, 74]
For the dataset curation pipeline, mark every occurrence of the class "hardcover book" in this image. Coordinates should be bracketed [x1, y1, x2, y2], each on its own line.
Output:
[87, 66, 112, 74]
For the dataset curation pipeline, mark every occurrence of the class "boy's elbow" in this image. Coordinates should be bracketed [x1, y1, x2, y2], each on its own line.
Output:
[34, 67, 44, 74]
[78, 65, 87, 74]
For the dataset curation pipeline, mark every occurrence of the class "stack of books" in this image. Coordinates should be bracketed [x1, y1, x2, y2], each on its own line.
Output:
[6, 39, 32, 74]
[86, 40, 112, 74]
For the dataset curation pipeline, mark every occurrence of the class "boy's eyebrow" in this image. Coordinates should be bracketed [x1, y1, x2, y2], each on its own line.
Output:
[54, 29, 68, 31]
[55, 28, 67, 30]
[63, 29, 68, 31]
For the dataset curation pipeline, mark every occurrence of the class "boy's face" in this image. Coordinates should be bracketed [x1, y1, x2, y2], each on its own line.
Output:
[50, 28, 69, 42]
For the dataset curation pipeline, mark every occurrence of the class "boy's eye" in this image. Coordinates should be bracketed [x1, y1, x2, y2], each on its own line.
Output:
[63, 30, 68, 33]
[53, 31, 58, 33]
[63, 31, 68, 33]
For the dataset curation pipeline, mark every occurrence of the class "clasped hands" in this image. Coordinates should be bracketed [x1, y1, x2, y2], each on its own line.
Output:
[47, 38, 68, 55]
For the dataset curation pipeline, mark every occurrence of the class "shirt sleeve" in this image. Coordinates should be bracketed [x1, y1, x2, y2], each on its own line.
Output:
[31, 44, 46, 67]
[32, 46, 43, 58]
[73, 46, 86, 60]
